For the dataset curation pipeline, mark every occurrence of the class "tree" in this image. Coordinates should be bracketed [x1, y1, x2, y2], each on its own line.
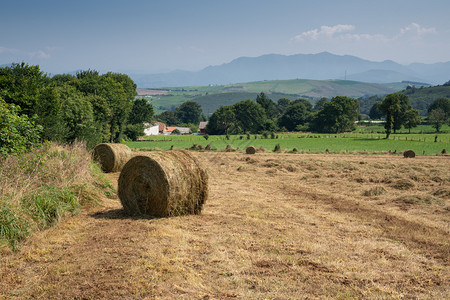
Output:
[369, 101, 384, 120]
[392, 93, 412, 133]
[233, 99, 266, 134]
[428, 108, 446, 132]
[312, 96, 359, 133]
[428, 97, 449, 120]
[205, 105, 236, 135]
[403, 109, 421, 133]
[124, 124, 144, 141]
[379, 93, 402, 139]
[128, 98, 154, 125]
[0, 99, 42, 156]
[278, 101, 311, 131]
[277, 98, 291, 114]
[176, 101, 202, 124]
[256, 92, 278, 118]
[314, 97, 328, 112]
[157, 110, 179, 125]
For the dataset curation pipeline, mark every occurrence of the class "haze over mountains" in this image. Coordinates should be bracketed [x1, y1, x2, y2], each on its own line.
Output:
[130, 52, 450, 88]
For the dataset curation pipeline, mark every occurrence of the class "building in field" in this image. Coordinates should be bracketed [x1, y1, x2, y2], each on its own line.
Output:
[143, 123, 159, 136]
[199, 121, 208, 133]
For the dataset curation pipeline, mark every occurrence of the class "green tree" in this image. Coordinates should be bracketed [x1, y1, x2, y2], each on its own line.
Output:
[314, 97, 328, 112]
[124, 124, 144, 141]
[157, 110, 179, 125]
[0, 99, 42, 156]
[312, 96, 359, 133]
[277, 98, 291, 114]
[256, 92, 278, 118]
[369, 101, 384, 120]
[205, 105, 236, 135]
[428, 97, 449, 121]
[278, 101, 311, 131]
[233, 99, 266, 134]
[403, 109, 421, 133]
[379, 93, 402, 139]
[175, 101, 203, 124]
[128, 98, 154, 125]
[392, 93, 412, 133]
[428, 108, 447, 132]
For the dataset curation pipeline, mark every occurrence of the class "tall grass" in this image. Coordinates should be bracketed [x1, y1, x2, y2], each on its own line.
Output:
[0, 141, 114, 250]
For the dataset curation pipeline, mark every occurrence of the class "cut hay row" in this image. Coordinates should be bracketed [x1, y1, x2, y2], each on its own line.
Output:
[92, 143, 132, 173]
[118, 150, 208, 217]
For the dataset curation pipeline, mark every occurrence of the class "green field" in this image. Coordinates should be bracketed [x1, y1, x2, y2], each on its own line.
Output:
[125, 125, 450, 156]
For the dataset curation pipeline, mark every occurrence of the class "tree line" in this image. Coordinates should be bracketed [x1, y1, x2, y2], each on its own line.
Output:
[0, 63, 154, 155]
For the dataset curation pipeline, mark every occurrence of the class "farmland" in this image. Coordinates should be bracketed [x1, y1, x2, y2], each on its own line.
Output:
[139, 79, 409, 114]
[1, 150, 448, 298]
[126, 125, 450, 156]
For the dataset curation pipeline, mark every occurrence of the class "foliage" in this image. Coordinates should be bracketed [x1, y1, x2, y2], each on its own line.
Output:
[176, 101, 203, 124]
[369, 101, 384, 120]
[128, 98, 154, 125]
[379, 93, 403, 139]
[403, 109, 421, 133]
[428, 109, 447, 132]
[428, 97, 449, 118]
[233, 99, 266, 134]
[206, 105, 237, 135]
[0, 99, 42, 157]
[312, 96, 359, 133]
[0, 142, 113, 250]
[314, 97, 328, 112]
[278, 100, 311, 131]
[124, 123, 145, 141]
[256, 92, 279, 118]
[172, 128, 181, 135]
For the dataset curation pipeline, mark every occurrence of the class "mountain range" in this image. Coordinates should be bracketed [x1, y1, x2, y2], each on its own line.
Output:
[130, 52, 450, 88]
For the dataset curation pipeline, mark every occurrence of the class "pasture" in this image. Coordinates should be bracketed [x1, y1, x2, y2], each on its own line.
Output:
[126, 125, 450, 156]
[1, 151, 448, 298]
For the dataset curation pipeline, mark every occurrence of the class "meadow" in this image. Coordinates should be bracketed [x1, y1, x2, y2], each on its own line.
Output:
[126, 125, 450, 156]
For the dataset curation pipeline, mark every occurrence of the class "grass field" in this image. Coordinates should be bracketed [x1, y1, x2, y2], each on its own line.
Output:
[126, 125, 450, 156]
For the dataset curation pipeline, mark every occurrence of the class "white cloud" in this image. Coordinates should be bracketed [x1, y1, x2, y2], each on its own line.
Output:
[0, 46, 19, 55]
[399, 23, 436, 37]
[292, 24, 355, 41]
[292, 23, 436, 44]
[30, 50, 51, 59]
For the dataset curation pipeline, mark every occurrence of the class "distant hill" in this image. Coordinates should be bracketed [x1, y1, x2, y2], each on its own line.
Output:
[145, 78, 410, 115]
[130, 52, 449, 88]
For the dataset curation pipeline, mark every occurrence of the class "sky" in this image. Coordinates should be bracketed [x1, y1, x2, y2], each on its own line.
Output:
[1, 0, 449, 75]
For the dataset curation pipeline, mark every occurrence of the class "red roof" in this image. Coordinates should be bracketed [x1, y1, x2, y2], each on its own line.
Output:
[154, 121, 166, 132]
[166, 126, 178, 132]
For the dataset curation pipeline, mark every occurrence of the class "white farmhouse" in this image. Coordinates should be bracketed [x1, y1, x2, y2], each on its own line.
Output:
[143, 123, 159, 136]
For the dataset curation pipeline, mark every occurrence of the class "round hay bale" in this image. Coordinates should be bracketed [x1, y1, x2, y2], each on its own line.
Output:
[93, 143, 132, 173]
[225, 145, 233, 152]
[258, 146, 266, 153]
[246, 145, 256, 154]
[205, 144, 211, 151]
[403, 150, 416, 158]
[118, 150, 208, 217]
[292, 147, 299, 153]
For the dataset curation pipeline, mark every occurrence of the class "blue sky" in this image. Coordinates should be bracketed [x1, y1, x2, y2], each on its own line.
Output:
[1, 0, 449, 74]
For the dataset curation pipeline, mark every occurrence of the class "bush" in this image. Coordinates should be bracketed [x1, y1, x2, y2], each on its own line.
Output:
[0, 99, 42, 157]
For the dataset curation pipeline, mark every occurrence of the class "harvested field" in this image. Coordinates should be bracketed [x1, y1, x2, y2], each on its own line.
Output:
[1, 152, 449, 299]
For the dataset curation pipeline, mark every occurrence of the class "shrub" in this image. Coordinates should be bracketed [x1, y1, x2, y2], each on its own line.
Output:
[0, 99, 42, 157]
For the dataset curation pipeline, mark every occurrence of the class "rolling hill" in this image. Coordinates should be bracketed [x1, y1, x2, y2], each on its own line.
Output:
[142, 78, 410, 115]
[130, 52, 449, 88]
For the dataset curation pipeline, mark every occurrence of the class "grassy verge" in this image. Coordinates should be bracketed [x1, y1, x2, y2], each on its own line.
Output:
[0, 142, 114, 251]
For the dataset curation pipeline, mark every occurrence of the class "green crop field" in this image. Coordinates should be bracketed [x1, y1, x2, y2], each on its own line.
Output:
[125, 125, 450, 156]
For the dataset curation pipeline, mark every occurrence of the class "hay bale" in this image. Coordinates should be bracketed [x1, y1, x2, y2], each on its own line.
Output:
[257, 146, 266, 153]
[225, 145, 233, 152]
[246, 145, 256, 154]
[403, 150, 416, 158]
[93, 143, 132, 173]
[205, 144, 211, 151]
[118, 150, 208, 217]
[292, 148, 299, 153]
